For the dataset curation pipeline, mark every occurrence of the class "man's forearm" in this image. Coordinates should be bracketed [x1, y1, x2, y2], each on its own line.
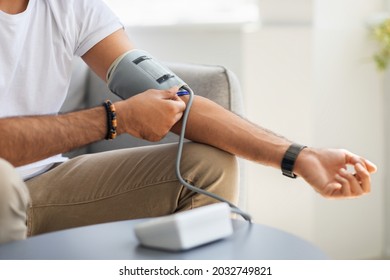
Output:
[0, 107, 107, 167]
[172, 95, 292, 169]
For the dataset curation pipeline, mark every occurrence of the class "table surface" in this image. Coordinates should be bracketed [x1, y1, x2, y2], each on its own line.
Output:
[0, 219, 327, 260]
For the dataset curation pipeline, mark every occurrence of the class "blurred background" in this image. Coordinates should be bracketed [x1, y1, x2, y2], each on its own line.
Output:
[103, 0, 389, 259]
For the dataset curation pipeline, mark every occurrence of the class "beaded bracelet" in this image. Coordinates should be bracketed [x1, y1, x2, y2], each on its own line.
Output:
[103, 100, 117, 140]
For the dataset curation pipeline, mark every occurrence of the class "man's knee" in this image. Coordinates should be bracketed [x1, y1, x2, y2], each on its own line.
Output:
[180, 143, 240, 205]
[0, 158, 30, 243]
[182, 142, 238, 176]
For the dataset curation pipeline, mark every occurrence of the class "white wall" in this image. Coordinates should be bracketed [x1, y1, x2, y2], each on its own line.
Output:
[311, 0, 385, 260]
[259, 0, 313, 23]
[383, 0, 390, 262]
[243, 0, 385, 259]
[125, 25, 245, 81]
[384, 67, 390, 259]
[242, 26, 315, 243]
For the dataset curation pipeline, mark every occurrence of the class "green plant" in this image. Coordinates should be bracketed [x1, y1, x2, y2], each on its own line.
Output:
[373, 18, 390, 70]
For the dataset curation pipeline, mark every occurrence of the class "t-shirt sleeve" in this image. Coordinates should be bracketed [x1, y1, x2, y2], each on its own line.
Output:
[72, 0, 124, 57]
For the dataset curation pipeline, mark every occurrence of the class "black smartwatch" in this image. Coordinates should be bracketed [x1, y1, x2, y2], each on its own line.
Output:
[281, 143, 307, 178]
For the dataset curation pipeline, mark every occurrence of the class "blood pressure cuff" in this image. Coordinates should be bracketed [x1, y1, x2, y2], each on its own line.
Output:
[107, 49, 187, 100]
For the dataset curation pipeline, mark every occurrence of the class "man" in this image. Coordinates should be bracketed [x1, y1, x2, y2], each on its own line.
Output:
[0, 0, 377, 244]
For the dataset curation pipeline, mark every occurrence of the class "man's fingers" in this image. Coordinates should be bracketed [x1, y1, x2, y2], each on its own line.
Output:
[153, 87, 179, 99]
[335, 164, 372, 197]
[152, 87, 186, 113]
[172, 97, 186, 113]
[343, 149, 377, 174]
[167, 86, 180, 98]
[334, 172, 352, 197]
[355, 162, 371, 193]
[363, 159, 377, 173]
[337, 168, 361, 196]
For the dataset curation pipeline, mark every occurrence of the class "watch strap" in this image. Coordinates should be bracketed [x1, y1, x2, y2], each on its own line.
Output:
[281, 143, 307, 178]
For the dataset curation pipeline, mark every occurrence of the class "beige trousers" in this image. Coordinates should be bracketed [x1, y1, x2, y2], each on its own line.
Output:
[0, 142, 239, 242]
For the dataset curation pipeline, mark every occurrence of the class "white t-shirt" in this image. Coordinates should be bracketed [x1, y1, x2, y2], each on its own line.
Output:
[0, 0, 123, 179]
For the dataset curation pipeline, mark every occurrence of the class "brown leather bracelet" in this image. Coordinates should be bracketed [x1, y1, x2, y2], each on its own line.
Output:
[103, 100, 117, 140]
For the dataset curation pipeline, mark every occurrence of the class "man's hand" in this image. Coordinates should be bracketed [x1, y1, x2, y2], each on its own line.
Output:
[115, 87, 186, 142]
[295, 148, 377, 199]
